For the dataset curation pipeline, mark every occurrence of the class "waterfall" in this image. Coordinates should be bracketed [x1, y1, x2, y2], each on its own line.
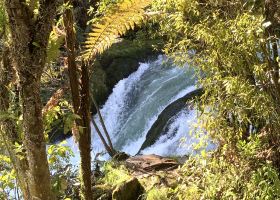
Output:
[92, 55, 197, 155]
[67, 55, 201, 161]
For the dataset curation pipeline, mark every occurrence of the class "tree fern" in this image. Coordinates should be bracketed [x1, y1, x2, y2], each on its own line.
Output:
[83, 0, 151, 60]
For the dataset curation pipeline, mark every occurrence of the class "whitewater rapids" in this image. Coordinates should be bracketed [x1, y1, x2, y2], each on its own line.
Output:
[67, 55, 209, 161]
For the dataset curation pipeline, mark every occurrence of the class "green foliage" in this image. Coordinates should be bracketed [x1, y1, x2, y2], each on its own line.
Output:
[43, 100, 77, 137]
[0, 153, 17, 199]
[144, 144, 280, 200]
[83, 0, 152, 60]
[46, 29, 65, 64]
[89, 0, 119, 19]
[172, 149, 280, 200]
[100, 162, 131, 186]
[44, 102, 63, 136]
[47, 141, 79, 199]
[152, 0, 280, 152]
[0, 1, 6, 35]
[246, 164, 280, 200]
[145, 187, 171, 200]
[48, 141, 73, 166]
[139, 2, 280, 199]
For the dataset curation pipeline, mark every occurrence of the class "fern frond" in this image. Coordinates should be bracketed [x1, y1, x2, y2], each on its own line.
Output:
[46, 28, 65, 64]
[82, 0, 151, 61]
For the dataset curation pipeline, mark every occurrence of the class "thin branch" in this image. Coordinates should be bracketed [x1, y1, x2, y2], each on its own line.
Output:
[92, 97, 114, 150]
[91, 118, 115, 157]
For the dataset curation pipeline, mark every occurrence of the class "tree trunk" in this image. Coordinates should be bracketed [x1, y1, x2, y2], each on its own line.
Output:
[21, 77, 53, 199]
[79, 62, 93, 199]
[91, 118, 115, 157]
[0, 46, 30, 199]
[4, 0, 62, 198]
[63, 1, 93, 199]
[72, 0, 117, 159]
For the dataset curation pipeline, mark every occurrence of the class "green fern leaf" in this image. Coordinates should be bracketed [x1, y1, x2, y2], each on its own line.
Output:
[46, 29, 65, 64]
[82, 0, 151, 61]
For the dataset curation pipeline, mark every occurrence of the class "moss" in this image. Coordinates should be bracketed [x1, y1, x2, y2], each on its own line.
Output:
[145, 187, 172, 200]
[99, 39, 162, 65]
[112, 178, 144, 200]
[101, 162, 132, 186]
[92, 184, 112, 200]
[90, 61, 109, 106]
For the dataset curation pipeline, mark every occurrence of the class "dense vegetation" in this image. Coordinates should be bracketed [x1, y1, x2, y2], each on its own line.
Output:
[0, 0, 279, 199]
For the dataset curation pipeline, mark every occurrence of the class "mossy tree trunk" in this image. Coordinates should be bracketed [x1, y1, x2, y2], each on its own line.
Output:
[4, 0, 61, 198]
[0, 45, 30, 199]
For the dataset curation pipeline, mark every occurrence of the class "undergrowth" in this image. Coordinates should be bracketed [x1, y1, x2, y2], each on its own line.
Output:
[98, 161, 131, 186]
[144, 135, 280, 200]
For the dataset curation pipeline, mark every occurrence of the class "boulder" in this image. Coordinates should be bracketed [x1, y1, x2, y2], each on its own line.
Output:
[113, 151, 130, 161]
[125, 154, 179, 173]
[112, 177, 144, 200]
[92, 184, 113, 200]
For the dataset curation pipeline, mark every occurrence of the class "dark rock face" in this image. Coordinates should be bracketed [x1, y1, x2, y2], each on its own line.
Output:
[139, 88, 204, 152]
[105, 58, 139, 90]
[112, 177, 144, 200]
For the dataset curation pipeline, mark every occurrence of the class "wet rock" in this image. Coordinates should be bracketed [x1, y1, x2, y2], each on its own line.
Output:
[105, 58, 139, 90]
[112, 177, 144, 200]
[139, 88, 204, 152]
[113, 152, 130, 161]
[125, 154, 179, 172]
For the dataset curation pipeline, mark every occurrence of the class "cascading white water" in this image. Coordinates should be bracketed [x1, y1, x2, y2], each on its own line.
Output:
[67, 55, 203, 161]
[91, 55, 197, 155]
[141, 109, 198, 156]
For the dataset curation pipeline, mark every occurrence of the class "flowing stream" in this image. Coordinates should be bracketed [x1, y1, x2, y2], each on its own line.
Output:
[67, 55, 203, 161]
